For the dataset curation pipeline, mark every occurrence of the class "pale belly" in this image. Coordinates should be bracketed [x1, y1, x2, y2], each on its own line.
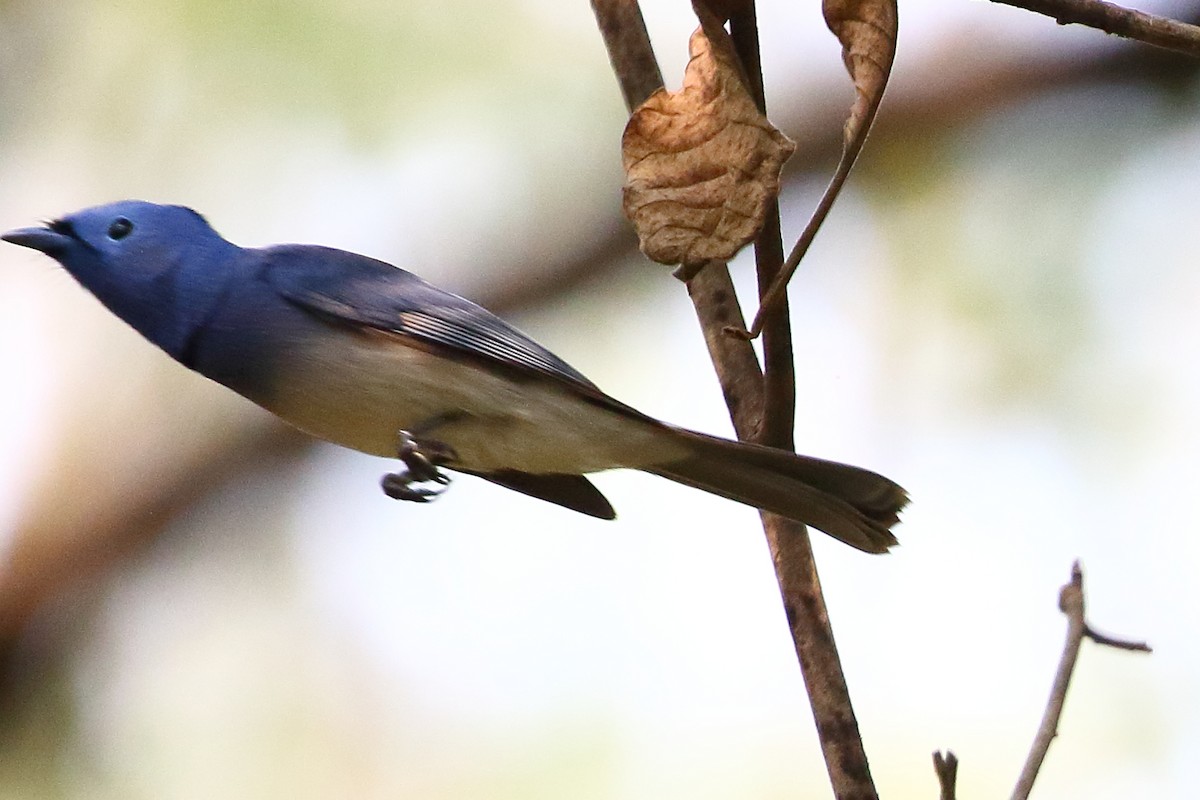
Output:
[254, 328, 686, 474]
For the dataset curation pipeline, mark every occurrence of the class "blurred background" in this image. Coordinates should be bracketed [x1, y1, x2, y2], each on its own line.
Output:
[0, 0, 1197, 797]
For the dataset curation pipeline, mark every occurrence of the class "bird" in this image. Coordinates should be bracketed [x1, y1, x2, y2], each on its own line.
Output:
[3, 201, 907, 552]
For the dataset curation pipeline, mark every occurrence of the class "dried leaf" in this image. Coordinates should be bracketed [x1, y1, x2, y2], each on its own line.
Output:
[621, 24, 795, 269]
[823, 0, 897, 147]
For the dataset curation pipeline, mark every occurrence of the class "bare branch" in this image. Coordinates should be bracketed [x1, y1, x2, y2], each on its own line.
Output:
[730, 7, 878, 794]
[590, 0, 664, 109]
[593, 4, 878, 798]
[685, 262, 766, 429]
[764, 514, 879, 799]
[991, 0, 1200, 58]
[1011, 561, 1152, 800]
[933, 751, 959, 800]
[726, 6, 797, 454]
[1011, 562, 1087, 800]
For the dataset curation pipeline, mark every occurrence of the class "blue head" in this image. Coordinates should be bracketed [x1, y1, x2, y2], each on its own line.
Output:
[3, 200, 243, 360]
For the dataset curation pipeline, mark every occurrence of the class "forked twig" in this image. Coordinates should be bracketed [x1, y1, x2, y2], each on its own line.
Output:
[1010, 560, 1152, 800]
[933, 750, 959, 800]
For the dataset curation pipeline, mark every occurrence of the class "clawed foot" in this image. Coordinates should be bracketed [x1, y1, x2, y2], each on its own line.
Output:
[381, 430, 458, 503]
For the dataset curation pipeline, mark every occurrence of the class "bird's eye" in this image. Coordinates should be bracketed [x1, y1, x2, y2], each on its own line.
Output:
[107, 217, 134, 240]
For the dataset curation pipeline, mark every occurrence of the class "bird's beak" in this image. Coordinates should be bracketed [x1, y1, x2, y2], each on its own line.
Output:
[2, 225, 72, 254]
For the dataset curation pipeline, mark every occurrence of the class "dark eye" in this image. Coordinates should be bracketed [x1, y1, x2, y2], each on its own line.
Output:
[107, 217, 133, 240]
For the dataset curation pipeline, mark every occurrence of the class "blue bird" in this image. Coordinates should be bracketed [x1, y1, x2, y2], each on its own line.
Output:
[3, 201, 906, 552]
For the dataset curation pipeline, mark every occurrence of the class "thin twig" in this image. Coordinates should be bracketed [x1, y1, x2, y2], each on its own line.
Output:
[1084, 623, 1153, 652]
[591, 4, 878, 798]
[729, 6, 878, 798]
[591, 0, 666, 107]
[733, 0, 897, 340]
[991, 0, 1200, 58]
[726, 7, 796, 454]
[932, 750, 959, 800]
[1010, 561, 1152, 800]
[1011, 562, 1088, 799]
[734, 157, 858, 340]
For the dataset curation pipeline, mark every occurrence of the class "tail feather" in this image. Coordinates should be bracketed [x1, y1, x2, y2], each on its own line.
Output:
[649, 429, 907, 553]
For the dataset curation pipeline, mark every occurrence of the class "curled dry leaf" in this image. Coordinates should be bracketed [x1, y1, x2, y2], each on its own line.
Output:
[823, 0, 897, 146]
[621, 24, 795, 270]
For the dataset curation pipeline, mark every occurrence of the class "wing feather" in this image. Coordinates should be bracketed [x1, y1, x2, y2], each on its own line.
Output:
[260, 244, 596, 388]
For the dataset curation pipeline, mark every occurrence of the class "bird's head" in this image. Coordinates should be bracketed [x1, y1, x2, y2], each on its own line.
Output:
[3, 200, 241, 358]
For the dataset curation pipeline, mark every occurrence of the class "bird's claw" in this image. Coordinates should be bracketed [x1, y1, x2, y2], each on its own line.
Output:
[381, 430, 457, 503]
[381, 472, 447, 502]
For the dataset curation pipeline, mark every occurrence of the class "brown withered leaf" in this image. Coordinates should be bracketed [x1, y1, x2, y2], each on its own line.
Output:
[823, 0, 897, 147]
[621, 24, 795, 270]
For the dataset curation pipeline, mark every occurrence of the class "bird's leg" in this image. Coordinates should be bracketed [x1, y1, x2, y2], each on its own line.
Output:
[381, 431, 457, 502]
[381, 414, 462, 503]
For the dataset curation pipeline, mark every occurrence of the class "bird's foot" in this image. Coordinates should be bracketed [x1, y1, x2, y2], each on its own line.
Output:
[381, 430, 458, 503]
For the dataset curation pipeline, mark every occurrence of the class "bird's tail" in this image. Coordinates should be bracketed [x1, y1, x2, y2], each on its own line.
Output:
[648, 428, 907, 553]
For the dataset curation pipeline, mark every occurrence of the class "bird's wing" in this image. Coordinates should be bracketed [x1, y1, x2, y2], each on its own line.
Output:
[260, 244, 599, 389]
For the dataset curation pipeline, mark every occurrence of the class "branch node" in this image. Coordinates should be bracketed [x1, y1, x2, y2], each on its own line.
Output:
[1011, 560, 1152, 800]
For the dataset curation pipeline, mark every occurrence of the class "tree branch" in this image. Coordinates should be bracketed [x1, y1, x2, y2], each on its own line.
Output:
[729, 5, 879, 798]
[591, 3, 878, 797]
[991, 0, 1200, 58]
[685, 262, 766, 427]
[727, 6, 796, 448]
[590, 0, 666, 108]
[1010, 560, 1152, 800]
